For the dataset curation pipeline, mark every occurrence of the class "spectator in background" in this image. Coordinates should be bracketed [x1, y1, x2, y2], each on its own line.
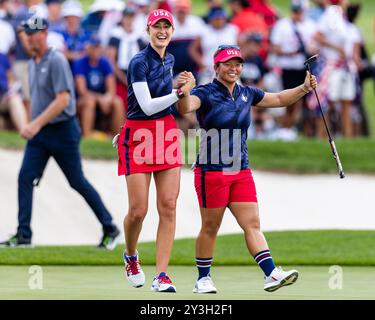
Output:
[169, 0, 205, 78]
[82, 0, 127, 46]
[190, 7, 239, 84]
[74, 37, 125, 138]
[131, 0, 154, 44]
[248, 0, 278, 28]
[313, 0, 355, 137]
[157, 0, 172, 11]
[0, 53, 27, 132]
[240, 32, 267, 88]
[0, 0, 15, 55]
[307, 0, 329, 22]
[46, 0, 64, 33]
[97, 0, 125, 46]
[43, 0, 67, 51]
[228, 0, 269, 60]
[344, 3, 365, 137]
[270, 0, 316, 136]
[229, 0, 268, 34]
[107, 6, 144, 113]
[240, 32, 274, 139]
[6, 0, 23, 17]
[350, 4, 375, 136]
[0, 0, 14, 22]
[81, 0, 112, 36]
[61, 0, 89, 68]
[202, 0, 223, 23]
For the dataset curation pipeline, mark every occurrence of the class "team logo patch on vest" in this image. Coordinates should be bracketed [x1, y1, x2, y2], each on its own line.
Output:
[241, 94, 248, 102]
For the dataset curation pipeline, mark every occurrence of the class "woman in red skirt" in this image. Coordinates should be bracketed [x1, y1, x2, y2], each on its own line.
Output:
[116, 9, 194, 293]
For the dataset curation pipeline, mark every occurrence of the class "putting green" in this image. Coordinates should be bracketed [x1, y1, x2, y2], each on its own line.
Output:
[0, 266, 373, 300]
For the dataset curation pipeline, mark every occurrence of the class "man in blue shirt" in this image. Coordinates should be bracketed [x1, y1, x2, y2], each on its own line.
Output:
[0, 18, 120, 249]
[74, 36, 124, 137]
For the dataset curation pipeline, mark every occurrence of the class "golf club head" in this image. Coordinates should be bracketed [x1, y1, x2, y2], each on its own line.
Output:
[304, 54, 319, 70]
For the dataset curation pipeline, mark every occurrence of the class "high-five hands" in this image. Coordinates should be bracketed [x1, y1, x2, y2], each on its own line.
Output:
[178, 71, 196, 96]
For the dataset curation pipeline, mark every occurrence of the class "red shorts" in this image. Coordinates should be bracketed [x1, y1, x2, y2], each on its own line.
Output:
[118, 114, 183, 176]
[194, 167, 258, 208]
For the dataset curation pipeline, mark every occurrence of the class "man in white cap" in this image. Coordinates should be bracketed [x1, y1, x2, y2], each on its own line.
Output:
[60, 0, 89, 67]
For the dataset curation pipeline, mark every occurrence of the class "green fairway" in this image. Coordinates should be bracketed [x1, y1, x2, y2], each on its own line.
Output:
[2, 135, 375, 174]
[1, 231, 375, 266]
[0, 266, 373, 300]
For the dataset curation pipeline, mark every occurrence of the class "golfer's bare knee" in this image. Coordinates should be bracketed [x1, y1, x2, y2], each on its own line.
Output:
[127, 206, 147, 223]
[158, 197, 177, 211]
[202, 220, 221, 238]
[243, 216, 261, 233]
[157, 198, 177, 222]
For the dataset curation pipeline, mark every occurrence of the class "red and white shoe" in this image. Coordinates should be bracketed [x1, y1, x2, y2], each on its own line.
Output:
[150, 272, 176, 293]
[264, 266, 299, 292]
[124, 251, 145, 288]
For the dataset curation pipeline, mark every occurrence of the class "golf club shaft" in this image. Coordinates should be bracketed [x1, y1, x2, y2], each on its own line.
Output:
[329, 139, 345, 179]
[312, 87, 333, 141]
[306, 64, 345, 179]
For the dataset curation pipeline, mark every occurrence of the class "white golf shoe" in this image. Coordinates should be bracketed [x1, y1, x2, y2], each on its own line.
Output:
[193, 276, 217, 294]
[264, 266, 299, 292]
[124, 252, 145, 288]
[150, 273, 176, 293]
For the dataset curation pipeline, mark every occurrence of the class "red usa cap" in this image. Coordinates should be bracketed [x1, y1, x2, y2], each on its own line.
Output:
[214, 47, 244, 65]
[147, 9, 174, 27]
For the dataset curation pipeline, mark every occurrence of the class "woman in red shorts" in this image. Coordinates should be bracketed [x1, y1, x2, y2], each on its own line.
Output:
[178, 45, 317, 293]
[116, 9, 194, 293]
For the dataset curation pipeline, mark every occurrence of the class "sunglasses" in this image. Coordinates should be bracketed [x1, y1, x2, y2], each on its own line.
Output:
[214, 45, 241, 58]
[217, 45, 240, 51]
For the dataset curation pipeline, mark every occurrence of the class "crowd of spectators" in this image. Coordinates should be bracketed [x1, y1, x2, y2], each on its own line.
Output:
[0, 0, 374, 140]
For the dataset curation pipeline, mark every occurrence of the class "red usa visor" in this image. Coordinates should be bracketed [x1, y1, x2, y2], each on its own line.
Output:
[214, 48, 244, 65]
[147, 9, 174, 28]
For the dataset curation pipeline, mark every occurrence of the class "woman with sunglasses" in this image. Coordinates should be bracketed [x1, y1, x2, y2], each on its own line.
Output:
[178, 45, 317, 293]
[116, 9, 195, 293]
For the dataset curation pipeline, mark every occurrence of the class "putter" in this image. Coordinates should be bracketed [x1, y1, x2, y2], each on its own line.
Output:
[304, 54, 345, 179]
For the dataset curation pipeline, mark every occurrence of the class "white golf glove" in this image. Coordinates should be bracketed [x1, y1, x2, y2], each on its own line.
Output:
[112, 133, 120, 149]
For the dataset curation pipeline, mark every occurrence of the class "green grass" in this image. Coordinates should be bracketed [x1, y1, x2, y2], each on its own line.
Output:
[1, 265, 374, 299]
[248, 138, 375, 174]
[2, 133, 375, 173]
[1, 230, 375, 266]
